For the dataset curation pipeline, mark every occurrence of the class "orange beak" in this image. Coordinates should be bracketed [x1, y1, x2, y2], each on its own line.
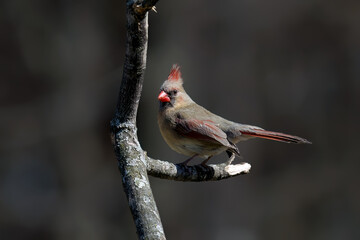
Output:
[158, 91, 170, 102]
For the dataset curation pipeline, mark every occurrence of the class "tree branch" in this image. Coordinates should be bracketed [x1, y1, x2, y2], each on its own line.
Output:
[111, 1, 164, 239]
[115, 0, 159, 123]
[146, 154, 251, 181]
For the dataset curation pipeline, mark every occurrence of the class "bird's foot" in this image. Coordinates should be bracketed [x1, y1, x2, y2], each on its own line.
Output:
[199, 156, 213, 170]
[200, 162, 213, 171]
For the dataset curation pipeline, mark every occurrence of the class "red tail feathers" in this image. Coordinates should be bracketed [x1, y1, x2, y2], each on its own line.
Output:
[240, 129, 311, 144]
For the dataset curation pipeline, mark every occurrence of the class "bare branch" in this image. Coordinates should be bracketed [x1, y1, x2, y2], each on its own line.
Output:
[146, 154, 251, 181]
[115, 0, 159, 123]
[111, 123, 165, 239]
[111, 1, 165, 239]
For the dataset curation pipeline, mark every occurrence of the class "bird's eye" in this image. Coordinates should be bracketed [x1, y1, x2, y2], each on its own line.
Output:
[172, 90, 178, 95]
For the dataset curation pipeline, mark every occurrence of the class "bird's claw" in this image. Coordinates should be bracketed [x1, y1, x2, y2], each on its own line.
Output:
[200, 162, 213, 171]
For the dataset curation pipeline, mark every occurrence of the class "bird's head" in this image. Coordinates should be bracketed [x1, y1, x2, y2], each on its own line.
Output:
[158, 64, 193, 110]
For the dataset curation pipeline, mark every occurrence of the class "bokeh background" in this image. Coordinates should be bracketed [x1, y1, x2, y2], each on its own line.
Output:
[1, 0, 359, 239]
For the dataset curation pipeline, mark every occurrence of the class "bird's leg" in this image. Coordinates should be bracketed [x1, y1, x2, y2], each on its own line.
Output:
[201, 156, 213, 166]
[179, 154, 198, 166]
[226, 150, 233, 158]
[225, 152, 236, 165]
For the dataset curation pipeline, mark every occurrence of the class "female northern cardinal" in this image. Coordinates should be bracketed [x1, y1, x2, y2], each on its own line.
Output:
[158, 65, 311, 165]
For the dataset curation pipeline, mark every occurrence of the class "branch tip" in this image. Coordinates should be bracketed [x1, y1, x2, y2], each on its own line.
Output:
[132, 0, 159, 16]
[224, 163, 251, 175]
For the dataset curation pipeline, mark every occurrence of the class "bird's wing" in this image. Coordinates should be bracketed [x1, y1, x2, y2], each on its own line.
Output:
[174, 118, 232, 147]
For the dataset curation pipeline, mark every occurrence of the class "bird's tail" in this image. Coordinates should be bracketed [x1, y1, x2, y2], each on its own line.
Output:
[240, 128, 311, 144]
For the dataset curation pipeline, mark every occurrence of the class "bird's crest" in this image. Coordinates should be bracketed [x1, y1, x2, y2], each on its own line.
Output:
[168, 64, 182, 81]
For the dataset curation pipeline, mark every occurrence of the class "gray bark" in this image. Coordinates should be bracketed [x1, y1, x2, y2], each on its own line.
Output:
[146, 154, 251, 181]
[111, 1, 164, 239]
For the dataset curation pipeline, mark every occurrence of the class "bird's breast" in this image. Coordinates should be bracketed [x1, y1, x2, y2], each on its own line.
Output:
[157, 110, 228, 158]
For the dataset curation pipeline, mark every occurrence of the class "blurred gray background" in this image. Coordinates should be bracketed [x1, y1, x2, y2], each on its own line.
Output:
[1, 0, 359, 239]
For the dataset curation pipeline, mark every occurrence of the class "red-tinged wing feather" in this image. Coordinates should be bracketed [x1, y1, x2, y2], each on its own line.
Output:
[175, 118, 231, 147]
[240, 129, 311, 144]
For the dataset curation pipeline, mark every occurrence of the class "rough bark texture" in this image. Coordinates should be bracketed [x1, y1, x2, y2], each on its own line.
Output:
[111, 122, 164, 239]
[146, 154, 251, 181]
[111, 1, 250, 239]
[111, 1, 164, 239]
[114, 4, 148, 124]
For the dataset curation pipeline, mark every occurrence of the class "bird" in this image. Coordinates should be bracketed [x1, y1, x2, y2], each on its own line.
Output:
[157, 64, 311, 165]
